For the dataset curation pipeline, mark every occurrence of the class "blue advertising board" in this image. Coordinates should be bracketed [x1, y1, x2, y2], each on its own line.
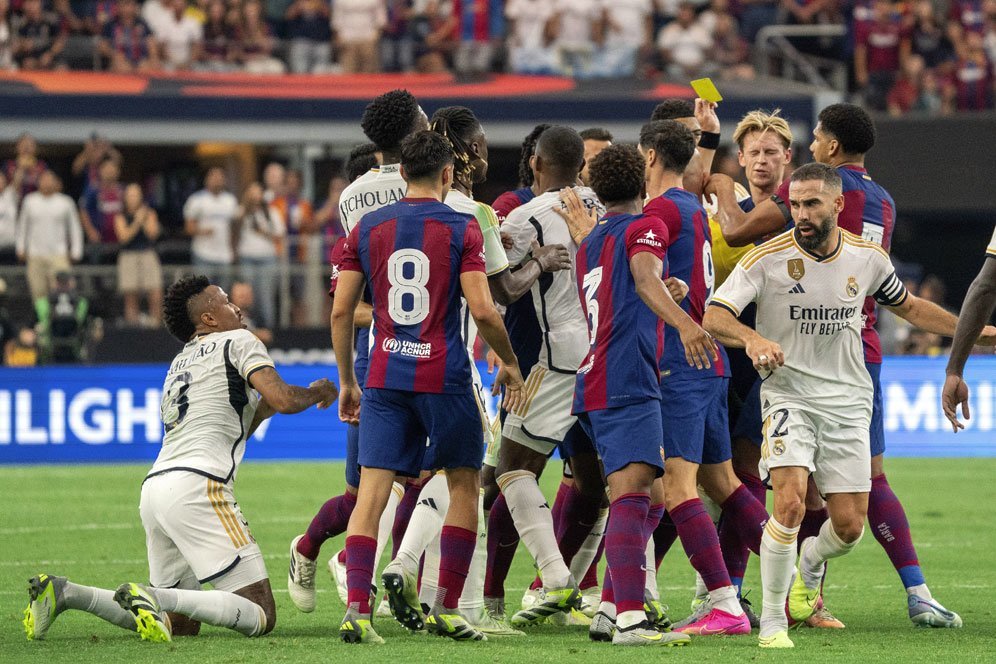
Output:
[0, 357, 994, 464]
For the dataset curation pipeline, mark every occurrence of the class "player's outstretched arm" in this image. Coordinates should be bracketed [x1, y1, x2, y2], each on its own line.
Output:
[630, 252, 717, 370]
[703, 304, 784, 371]
[249, 367, 338, 415]
[331, 269, 365, 424]
[490, 240, 571, 306]
[887, 294, 996, 344]
[942, 258, 996, 432]
[705, 173, 790, 247]
[461, 270, 526, 411]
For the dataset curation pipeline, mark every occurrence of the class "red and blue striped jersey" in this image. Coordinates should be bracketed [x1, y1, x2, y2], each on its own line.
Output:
[573, 213, 669, 413]
[340, 198, 486, 394]
[777, 164, 896, 363]
[645, 188, 729, 379]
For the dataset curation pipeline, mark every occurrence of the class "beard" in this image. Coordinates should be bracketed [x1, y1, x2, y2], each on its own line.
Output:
[795, 215, 834, 252]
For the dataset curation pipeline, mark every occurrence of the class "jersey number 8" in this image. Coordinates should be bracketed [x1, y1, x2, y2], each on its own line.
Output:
[388, 249, 431, 326]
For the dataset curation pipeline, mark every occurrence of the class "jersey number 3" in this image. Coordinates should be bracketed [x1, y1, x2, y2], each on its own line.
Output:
[388, 249, 430, 325]
[582, 267, 603, 345]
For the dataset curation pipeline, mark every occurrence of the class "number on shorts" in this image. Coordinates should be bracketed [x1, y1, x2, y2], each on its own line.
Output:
[387, 249, 431, 325]
[770, 408, 789, 438]
[702, 240, 715, 293]
[581, 267, 603, 344]
[161, 371, 192, 434]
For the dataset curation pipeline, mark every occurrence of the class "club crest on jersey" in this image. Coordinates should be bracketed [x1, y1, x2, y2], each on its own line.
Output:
[846, 276, 859, 297]
[772, 439, 786, 456]
[637, 229, 663, 249]
[787, 258, 805, 281]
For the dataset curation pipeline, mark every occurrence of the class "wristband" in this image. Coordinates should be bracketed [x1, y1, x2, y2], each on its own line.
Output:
[770, 194, 793, 225]
[698, 131, 720, 150]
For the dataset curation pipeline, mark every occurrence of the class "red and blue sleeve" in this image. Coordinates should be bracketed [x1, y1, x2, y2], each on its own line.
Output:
[339, 226, 363, 272]
[625, 214, 670, 261]
[460, 219, 487, 274]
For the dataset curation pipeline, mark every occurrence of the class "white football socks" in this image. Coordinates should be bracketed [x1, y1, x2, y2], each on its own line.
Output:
[374, 482, 405, 574]
[394, 473, 448, 576]
[644, 535, 659, 601]
[569, 507, 607, 583]
[800, 520, 863, 590]
[709, 584, 744, 616]
[759, 517, 799, 638]
[498, 470, 572, 589]
[153, 587, 265, 637]
[62, 582, 136, 630]
[458, 490, 487, 612]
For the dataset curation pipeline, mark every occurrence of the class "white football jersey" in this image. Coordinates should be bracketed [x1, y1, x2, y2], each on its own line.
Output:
[338, 164, 407, 234]
[712, 228, 908, 425]
[148, 329, 274, 483]
[503, 187, 605, 372]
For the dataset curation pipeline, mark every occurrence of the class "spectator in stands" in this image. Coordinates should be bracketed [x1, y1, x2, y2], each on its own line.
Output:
[239, 0, 285, 73]
[262, 160, 285, 204]
[273, 168, 315, 325]
[657, 1, 712, 79]
[142, 0, 171, 34]
[0, 0, 15, 70]
[234, 181, 284, 329]
[888, 54, 940, 115]
[410, 0, 457, 73]
[712, 11, 754, 79]
[593, 0, 653, 78]
[16, 170, 83, 301]
[505, 0, 554, 74]
[0, 172, 17, 263]
[71, 133, 122, 192]
[986, 11, 996, 66]
[229, 279, 273, 344]
[333, 0, 387, 73]
[114, 183, 162, 326]
[81, 0, 121, 37]
[183, 166, 237, 284]
[739, 0, 780, 42]
[944, 30, 995, 111]
[154, 0, 203, 70]
[854, 0, 911, 111]
[5, 326, 38, 366]
[5, 133, 47, 199]
[35, 271, 92, 363]
[947, 0, 987, 42]
[12, 0, 68, 70]
[285, 0, 332, 74]
[380, 0, 414, 72]
[78, 157, 123, 262]
[316, 173, 348, 256]
[197, 0, 239, 71]
[454, 0, 504, 76]
[549, 0, 601, 78]
[909, 0, 954, 71]
[97, 0, 158, 71]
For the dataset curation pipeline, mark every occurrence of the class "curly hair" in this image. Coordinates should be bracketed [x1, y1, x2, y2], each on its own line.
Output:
[163, 275, 210, 342]
[650, 99, 695, 122]
[360, 89, 422, 153]
[589, 144, 645, 205]
[517, 123, 551, 188]
[344, 142, 379, 183]
[639, 120, 696, 174]
[818, 103, 876, 155]
[429, 106, 483, 188]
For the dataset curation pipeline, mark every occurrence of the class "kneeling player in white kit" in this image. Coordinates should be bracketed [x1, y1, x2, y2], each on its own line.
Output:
[703, 163, 986, 649]
[24, 275, 337, 643]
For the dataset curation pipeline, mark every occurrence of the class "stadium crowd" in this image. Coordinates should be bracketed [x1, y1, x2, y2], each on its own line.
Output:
[0, 0, 993, 110]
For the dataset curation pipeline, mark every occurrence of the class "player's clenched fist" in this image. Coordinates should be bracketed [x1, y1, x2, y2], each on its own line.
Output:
[676, 319, 718, 370]
[309, 378, 339, 409]
[745, 336, 785, 372]
[338, 383, 361, 425]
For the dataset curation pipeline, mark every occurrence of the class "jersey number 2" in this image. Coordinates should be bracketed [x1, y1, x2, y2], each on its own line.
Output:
[388, 249, 430, 325]
[582, 267, 603, 344]
[161, 371, 192, 434]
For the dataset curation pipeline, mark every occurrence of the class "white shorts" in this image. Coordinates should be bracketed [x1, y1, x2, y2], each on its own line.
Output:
[470, 359, 497, 465]
[501, 365, 577, 456]
[759, 406, 871, 495]
[140, 471, 268, 592]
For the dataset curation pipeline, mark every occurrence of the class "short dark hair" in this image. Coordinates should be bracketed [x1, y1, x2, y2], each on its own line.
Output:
[818, 103, 876, 155]
[650, 99, 695, 122]
[790, 161, 843, 193]
[639, 120, 696, 174]
[400, 130, 454, 181]
[344, 143, 379, 182]
[518, 123, 551, 187]
[580, 127, 613, 142]
[588, 144, 645, 204]
[360, 89, 422, 153]
[535, 125, 585, 175]
[164, 275, 210, 342]
[430, 106, 483, 184]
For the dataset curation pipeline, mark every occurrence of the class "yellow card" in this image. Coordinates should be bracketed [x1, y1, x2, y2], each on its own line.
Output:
[690, 78, 723, 103]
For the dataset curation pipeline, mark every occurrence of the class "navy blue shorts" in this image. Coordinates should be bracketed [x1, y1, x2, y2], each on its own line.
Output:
[345, 423, 361, 488]
[358, 387, 483, 476]
[660, 376, 732, 465]
[579, 399, 663, 477]
[559, 421, 596, 460]
[732, 378, 763, 446]
[867, 361, 885, 457]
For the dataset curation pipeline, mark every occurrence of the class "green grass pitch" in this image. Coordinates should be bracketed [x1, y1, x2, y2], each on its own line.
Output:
[2, 458, 993, 662]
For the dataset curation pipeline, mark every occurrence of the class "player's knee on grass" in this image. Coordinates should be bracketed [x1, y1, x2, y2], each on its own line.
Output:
[235, 579, 276, 635]
[495, 438, 547, 478]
